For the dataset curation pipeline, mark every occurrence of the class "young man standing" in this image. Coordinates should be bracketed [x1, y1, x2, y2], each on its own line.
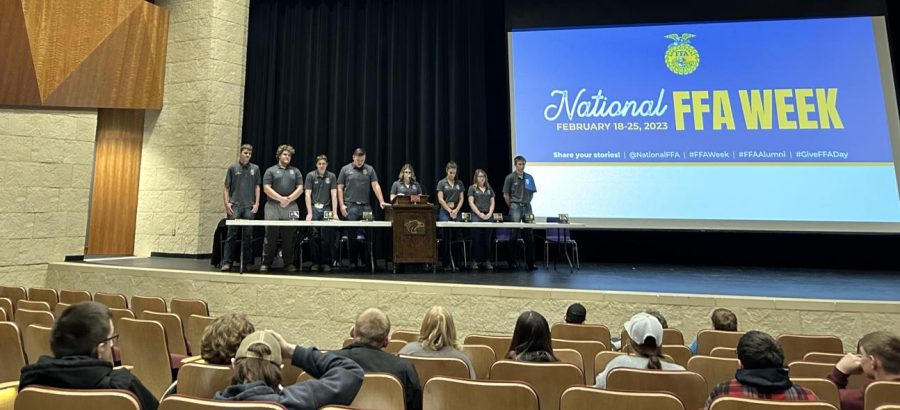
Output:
[502, 155, 537, 270]
[304, 154, 339, 271]
[261, 145, 304, 272]
[222, 144, 261, 271]
[336, 148, 389, 268]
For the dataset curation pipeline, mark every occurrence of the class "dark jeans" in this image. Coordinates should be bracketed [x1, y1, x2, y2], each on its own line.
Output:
[223, 205, 254, 265]
[263, 202, 298, 267]
[345, 203, 372, 265]
[309, 207, 336, 265]
[438, 207, 461, 267]
[472, 217, 493, 263]
[508, 202, 535, 267]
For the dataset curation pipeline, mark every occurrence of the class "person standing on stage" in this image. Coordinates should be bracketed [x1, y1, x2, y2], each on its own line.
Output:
[221, 144, 261, 272]
[436, 161, 465, 270]
[260, 144, 304, 273]
[304, 154, 339, 272]
[503, 155, 537, 270]
[467, 169, 495, 270]
[390, 163, 423, 201]
[337, 148, 389, 268]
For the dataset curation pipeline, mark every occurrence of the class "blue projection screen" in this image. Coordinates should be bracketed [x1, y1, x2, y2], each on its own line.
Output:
[508, 17, 900, 232]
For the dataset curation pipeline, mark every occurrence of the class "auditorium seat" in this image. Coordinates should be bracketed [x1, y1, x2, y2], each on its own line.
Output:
[708, 397, 837, 410]
[802, 352, 844, 364]
[551, 338, 608, 385]
[865, 381, 900, 410]
[349, 373, 405, 410]
[0, 307, 5, 322]
[53, 302, 71, 317]
[185, 314, 215, 356]
[0, 322, 26, 383]
[550, 322, 612, 347]
[176, 362, 233, 399]
[0, 287, 26, 312]
[697, 330, 746, 356]
[23, 324, 52, 364]
[560, 386, 684, 410]
[463, 335, 512, 361]
[118, 318, 173, 398]
[0, 298, 13, 321]
[789, 361, 866, 389]
[553, 348, 585, 373]
[391, 330, 419, 343]
[95, 292, 129, 309]
[607, 368, 707, 410]
[385, 339, 408, 354]
[158, 394, 287, 409]
[170, 298, 209, 326]
[423, 376, 539, 410]
[777, 334, 843, 365]
[401, 355, 471, 384]
[491, 360, 583, 410]
[14, 309, 53, 338]
[662, 344, 692, 367]
[142, 311, 189, 356]
[59, 289, 92, 304]
[14, 386, 140, 410]
[131, 295, 167, 317]
[110, 308, 136, 329]
[461, 344, 496, 379]
[16, 300, 50, 312]
[27, 288, 59, 312]
[687, 355, 741, 393]
[790, 378, 841, 409]
[711, 347, 738, 359]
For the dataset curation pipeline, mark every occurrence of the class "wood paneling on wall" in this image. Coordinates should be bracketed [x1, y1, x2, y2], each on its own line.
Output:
[87, 109, 145, 256]
[0, 0, 168, 109]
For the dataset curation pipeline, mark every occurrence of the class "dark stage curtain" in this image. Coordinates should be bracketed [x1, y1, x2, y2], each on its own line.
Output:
[242, 0, 504, 209]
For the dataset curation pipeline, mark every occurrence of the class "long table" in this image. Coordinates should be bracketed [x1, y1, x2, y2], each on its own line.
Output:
[225, 219, 586, 272]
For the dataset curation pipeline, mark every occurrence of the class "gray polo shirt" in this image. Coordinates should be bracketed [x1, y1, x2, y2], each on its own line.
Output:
[304, 170, 336, 207]
[224, 162, 261, 206]
[468, 185, 495, 213]
[390, 181, 422, 196]
[337, 163, 377, 204]
[503, 172, 534, 204]
[263, 164, 303, 197]
[436, 178, 464, 205]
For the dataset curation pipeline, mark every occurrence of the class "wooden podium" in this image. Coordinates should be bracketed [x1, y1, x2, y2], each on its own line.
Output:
[388, 196, 436, 272]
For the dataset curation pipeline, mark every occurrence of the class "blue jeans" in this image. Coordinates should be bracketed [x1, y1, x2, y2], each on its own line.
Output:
[223, 205, 254, 265]
[345, 203, 372, 265]
[508, 202, 535, 267]
[309, 207, 336, 265]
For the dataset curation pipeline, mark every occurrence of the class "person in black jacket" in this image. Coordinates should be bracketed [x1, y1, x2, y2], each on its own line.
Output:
[214, 330, 363, 410]
[18, 302, 158, 410]
[331, 308, 423, 410]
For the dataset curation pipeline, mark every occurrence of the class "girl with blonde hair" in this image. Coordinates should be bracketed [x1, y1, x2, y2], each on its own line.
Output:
[398, 306, 475, 378]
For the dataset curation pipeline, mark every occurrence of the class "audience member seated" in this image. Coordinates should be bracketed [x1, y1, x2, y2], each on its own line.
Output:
[398, 306, 475, 378]
[645, 309, 669, 329]
[564, 303, 586, 324]
[215, 330, 363, 410]
[595, 312, 684, 388]
[827, 331, 900, 410]
[704, 330, 818, 409]
[506, 310, 558, 362]
[18, 301, 159, 410]
[690, 308, 738, 355]
[331, 308, 422, 410]
[201, 313, 256, 364]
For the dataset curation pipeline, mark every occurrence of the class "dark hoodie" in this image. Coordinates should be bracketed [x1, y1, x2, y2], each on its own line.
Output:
[215, 346, 363, 410]
[19, 355, 158, 410]
[704, 367, 819, 409]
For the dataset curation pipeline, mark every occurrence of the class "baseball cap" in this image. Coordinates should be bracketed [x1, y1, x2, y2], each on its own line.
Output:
[565, 303, 586, 323]
[235, 331, 282, 365]
[624, 312, 664, 345]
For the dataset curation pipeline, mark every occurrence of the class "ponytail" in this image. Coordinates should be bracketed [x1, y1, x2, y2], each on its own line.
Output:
[630, 338, 664, 370]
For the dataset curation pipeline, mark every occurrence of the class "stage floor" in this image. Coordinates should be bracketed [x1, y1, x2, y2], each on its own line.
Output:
[81, 256, 900, 301]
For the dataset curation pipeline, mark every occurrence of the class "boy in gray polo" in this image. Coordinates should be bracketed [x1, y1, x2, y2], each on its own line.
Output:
[304, 154, 339, 271]
[261, 145, 304, 273]
[336, 148, 389, 269]
[222, 144, 261, 272]
[502, 155, 537, 270]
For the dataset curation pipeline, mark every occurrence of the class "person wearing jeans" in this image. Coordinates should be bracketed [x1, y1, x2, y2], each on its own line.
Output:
[502, 155, 537, 270]
[222, 144, 261, 271]
[304, 154, 339, 272]
[337, 148, 389, 269]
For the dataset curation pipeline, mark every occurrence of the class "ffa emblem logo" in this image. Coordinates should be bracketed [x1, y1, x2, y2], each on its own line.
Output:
[405, 219, 425, 234]
[664, 33, 700, 75]
[325, 178, 330, 184]
[250, 169, 255, 175]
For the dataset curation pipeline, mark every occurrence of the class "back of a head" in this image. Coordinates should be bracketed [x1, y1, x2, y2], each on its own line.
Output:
[858, 331, 900, 375]
[565, 303, 586, 324]
[232, 331, 283, 391]
[711, 308, 738, 331]
[509, 311, 556, 361]
[201, 313, 256, 364]
[737, 330, 784, 369]
[354, 308, 391, 348]
[419, 306, 459, 351]
[645, 309, 668, 329]
[625, 312, 665, 370]
[50, 302, 111, 358]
